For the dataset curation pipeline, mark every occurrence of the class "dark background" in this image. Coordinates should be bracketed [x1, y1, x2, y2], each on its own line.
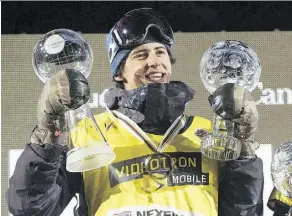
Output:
[2, 1, 292, 34]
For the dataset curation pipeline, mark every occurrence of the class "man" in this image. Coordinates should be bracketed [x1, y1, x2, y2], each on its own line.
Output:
[7, 8, 264, 216]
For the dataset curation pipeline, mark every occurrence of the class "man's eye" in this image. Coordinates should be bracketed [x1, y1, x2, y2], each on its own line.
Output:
[157, 50, 166, 55]
[135, 53, 147, 58]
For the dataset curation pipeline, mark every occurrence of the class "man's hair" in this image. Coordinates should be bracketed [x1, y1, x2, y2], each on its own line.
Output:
[113, 56, 176, 89]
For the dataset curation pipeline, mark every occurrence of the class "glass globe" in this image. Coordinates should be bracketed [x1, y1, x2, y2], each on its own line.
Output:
[32, 29, 93, 83]
[200, 40, 261, 93]
[271, 140, 292, 198]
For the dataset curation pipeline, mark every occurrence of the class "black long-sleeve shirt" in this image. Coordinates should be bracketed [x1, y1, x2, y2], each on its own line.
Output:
[6, 143, 83, 216]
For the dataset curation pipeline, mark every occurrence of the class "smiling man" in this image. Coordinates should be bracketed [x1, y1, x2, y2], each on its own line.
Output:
[7, 8, 264, 216]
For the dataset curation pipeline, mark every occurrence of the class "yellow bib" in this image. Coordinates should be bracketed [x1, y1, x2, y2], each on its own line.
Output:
[72, 112, 219, 216]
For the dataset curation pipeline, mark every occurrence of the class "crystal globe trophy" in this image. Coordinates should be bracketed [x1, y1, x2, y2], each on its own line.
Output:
[32, 29, 115, 172]
[200, 40, 261, 161]
[271, 140, 292, 199]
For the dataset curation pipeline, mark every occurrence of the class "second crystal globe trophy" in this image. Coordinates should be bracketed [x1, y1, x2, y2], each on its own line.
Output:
[199, 40, 261, 161]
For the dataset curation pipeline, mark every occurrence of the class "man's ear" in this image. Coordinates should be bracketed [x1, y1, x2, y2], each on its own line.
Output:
[114, 74, 124, 81]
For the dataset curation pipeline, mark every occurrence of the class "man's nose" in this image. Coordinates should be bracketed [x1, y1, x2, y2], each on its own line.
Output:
[147, 53, 161, 68]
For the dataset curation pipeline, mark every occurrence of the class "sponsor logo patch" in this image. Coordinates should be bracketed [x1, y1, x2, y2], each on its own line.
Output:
[108, 152, 209, 188]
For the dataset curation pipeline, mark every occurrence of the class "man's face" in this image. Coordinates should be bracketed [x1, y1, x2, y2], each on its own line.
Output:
[114, 43, 172, 90]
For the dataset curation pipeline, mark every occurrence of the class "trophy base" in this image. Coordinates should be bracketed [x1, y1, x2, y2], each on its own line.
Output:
[200, 134, 241, 161]
[66, 142, 116, 172]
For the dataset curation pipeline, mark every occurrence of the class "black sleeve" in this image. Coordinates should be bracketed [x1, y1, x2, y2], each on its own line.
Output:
[6, 143, 82, 216]
[218, 156, 264, 216]
[273, 211, 289, 216]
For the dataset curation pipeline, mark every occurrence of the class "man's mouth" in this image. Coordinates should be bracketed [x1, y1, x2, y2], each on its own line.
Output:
[145, 72, 165, 82]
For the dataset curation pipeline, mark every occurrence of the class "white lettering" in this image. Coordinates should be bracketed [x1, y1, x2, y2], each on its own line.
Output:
[202, 175, 207, 183]
[261, 88, 277, 104]
[172, 176, 179, 184]
[276, 89, 285, 104]
[172, 174, 208, 184]
[89, 89, 109, 108]
[89, 93, 99, 108]
[257, 82, 292, 105]
[284, 88, 292, 104]
[179, 175, 186, 183]
[89, 84, 292, 108]
[178, 157, 187, 167]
